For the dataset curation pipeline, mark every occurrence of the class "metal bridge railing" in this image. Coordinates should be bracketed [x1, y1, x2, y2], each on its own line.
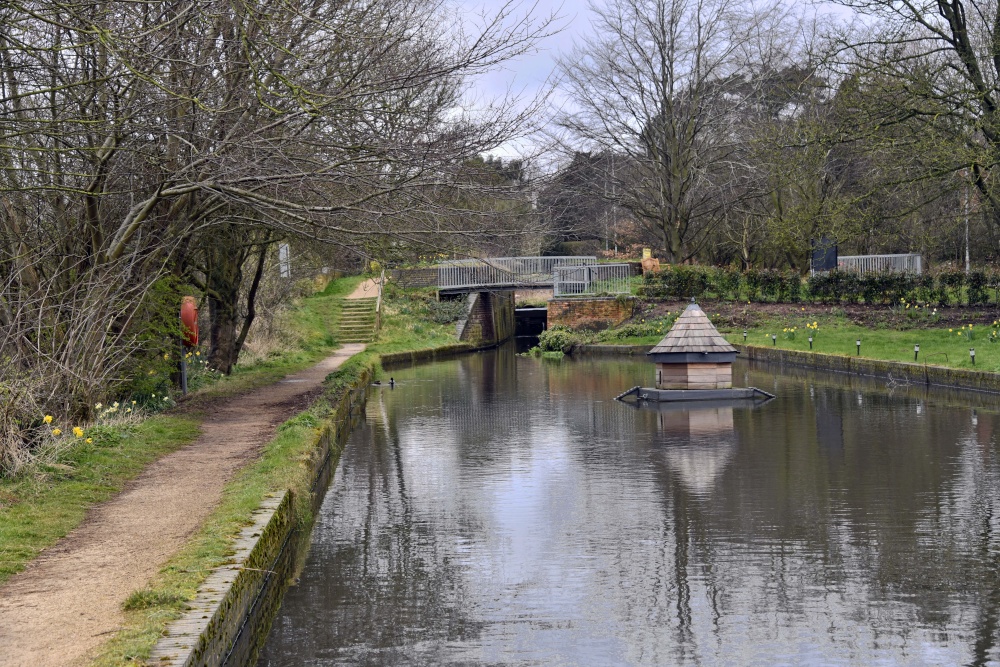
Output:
[437, 256, 597, 290]
[553, 264, 633, 297]
[837, 254, 923, 274]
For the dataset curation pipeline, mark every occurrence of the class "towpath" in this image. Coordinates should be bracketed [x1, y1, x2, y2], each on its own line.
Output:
[0, 343, 366, 667]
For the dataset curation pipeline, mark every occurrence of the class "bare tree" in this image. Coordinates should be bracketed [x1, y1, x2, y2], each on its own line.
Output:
[829, 0, 1000, 247]
[0, 0, 552, 472]
[554, 0, 812, 262]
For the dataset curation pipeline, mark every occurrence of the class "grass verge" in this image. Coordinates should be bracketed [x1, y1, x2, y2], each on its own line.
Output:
[0, 417, 200, 585]
[0, 275, 362, 587]
[87, 281, 466, 665]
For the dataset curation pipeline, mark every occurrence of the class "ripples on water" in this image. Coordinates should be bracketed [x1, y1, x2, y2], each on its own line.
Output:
[260, 348, 1000, 666]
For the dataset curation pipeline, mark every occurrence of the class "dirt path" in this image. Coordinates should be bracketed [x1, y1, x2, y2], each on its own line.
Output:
[0, 344, 365, 667]
[345, 277, 380, 300]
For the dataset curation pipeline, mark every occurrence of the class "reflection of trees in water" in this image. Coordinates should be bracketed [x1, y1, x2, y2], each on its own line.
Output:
[261, 415, 486, 666]
[724, 366, 1000, 657]
[266, 352, 1000, 664]
[385, 347, 655, 468]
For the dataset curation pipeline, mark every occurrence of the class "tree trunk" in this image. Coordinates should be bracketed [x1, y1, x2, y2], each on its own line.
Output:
[207, 239, 245, 375]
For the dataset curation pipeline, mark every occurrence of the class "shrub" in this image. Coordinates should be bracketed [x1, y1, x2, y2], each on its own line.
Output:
[915, 273, 936, 304]
[538, 325, 579, 353]
[427, 299, 467, 324]
[758, 269, 783, 301]
[938, 270, 965, 306]
[718, 266, 742, 300]
[745, 268, 763, 300]
[968, 270, 988, 305]
[779, 270, 802, 303]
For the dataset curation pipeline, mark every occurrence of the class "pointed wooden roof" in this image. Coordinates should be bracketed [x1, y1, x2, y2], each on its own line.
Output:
[648, 302, 737, 355]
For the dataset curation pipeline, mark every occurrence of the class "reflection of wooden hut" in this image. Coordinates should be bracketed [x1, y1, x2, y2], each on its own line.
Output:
[658, 405, 734, 435]
[658, 406, 735, 495]
[647, 303, 737, 390]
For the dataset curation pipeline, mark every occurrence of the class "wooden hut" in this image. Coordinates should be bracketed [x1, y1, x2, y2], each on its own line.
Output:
[647, 302, 737, 390]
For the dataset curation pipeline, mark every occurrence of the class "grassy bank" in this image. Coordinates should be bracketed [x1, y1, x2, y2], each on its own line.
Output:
[0, 275, 365, 588]
[549, 299, 1000, 373]
[89, 281, 466, 665]
[723, 319, 1000, 372]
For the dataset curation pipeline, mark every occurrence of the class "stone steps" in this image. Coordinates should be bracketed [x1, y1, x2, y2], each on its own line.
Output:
[339, 298, 378, 343]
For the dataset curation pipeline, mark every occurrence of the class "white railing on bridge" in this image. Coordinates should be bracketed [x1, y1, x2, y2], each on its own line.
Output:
[553, 264, 633, 297]
[437, 256, 597, 290]
[837, 254, 923, 274]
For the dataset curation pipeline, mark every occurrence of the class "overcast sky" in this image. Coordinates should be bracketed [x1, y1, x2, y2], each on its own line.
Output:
[456, 0, 856, 160]
[461, 0, 580, 98]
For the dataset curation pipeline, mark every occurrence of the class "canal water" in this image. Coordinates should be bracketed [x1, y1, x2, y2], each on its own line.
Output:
[259, 347, 1000, 666]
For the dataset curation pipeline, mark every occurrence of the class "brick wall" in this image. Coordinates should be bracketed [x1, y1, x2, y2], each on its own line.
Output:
[459, 291, 515, 347]
[548, 297, 635, 329]
[391, 268, 437, 288]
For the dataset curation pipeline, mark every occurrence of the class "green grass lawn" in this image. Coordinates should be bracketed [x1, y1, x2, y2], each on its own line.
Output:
[0, 276, 371, 587]
[722, 321, 998, 371]
[585, 307, 1000, 373]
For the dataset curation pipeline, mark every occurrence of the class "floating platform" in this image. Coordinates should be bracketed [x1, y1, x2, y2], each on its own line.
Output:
[615, 386, 775, 403]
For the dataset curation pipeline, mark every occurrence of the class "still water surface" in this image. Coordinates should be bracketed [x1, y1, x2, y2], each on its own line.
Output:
[260, 348, 1000, 666]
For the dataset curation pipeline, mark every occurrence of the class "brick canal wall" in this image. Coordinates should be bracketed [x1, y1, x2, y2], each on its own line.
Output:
[548, 297, 635, 330]
[735, 345, 1000, 393]
[458, 290, 515, 347]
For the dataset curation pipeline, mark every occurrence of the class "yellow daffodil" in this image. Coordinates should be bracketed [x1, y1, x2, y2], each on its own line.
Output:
[52, 428, 61, 436]
[85, 438, 93, 444]
[72, 427, 83, 438]
[43, 415, 52, 424]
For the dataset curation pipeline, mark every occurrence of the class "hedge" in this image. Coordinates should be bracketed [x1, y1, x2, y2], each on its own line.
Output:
[637, 265, 999, 306]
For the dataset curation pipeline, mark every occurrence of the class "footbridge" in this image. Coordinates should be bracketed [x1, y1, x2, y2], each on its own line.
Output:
[434, 256, 636, 349]
[437, 256, 597, 294]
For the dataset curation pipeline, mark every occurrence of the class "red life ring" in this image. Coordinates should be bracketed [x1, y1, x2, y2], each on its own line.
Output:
[180, 296, 199, 348]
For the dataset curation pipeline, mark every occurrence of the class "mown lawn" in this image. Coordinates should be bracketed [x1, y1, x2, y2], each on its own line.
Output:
[572, 299, 1000, 373]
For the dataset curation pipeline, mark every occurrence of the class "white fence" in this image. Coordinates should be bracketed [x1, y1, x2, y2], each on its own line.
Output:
[437, 256, 597, 290]
[836, 254, 924, 274]
[553, 264, 633, 297]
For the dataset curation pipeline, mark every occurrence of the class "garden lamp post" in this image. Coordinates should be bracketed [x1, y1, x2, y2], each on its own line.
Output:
[856, 339, 861, 356]
[808, 336, 813, 350]
[971, 348, 976, 365]
[743, 329, 747, 342]
[914, 344, 920, 361]
[771, 334, 777, 346]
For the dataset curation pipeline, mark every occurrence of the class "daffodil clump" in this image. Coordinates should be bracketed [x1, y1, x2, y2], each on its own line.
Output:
[948, 324, 975, 341]
[40, 415, 89, 446]
[782, 326, 797, 341]
[990, 320, 1000, 344]
[898, 297, 940, 321]
[94, 400, 143, 423]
